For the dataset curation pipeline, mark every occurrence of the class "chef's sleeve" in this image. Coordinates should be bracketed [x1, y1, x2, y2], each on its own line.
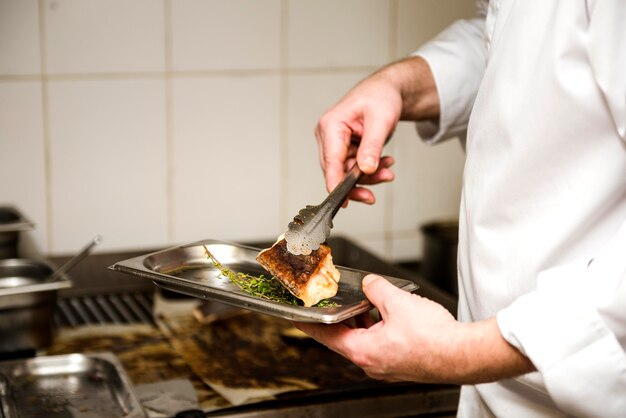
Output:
[497, 221, 626, 417]
[409, 1, 487, 144]
[497, 4, 626, 417]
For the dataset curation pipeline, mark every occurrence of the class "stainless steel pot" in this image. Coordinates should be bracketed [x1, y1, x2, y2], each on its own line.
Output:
[420, 221, 459, 296]
[0, 259, 72, 353]
[0, 206, 33, 259]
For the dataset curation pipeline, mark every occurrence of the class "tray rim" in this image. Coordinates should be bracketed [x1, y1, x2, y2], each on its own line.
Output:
[0, 205, 34, 233]
[0, 351, 147, 418]
[109, 239, 418, 324]
[0, 258, 72, 298]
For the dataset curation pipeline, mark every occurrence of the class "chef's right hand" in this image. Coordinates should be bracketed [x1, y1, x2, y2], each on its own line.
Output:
[315, 70, 402, 204]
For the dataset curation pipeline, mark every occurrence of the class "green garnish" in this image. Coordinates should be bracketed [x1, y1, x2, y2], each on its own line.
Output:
[203, 246, 337, 308]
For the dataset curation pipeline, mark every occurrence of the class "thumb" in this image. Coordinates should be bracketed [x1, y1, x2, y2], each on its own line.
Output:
[361, 274, 403, 319]
[357, 108, 396, 174]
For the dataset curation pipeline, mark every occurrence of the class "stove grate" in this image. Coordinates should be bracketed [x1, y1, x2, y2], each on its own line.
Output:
[54, 291, 155, 327]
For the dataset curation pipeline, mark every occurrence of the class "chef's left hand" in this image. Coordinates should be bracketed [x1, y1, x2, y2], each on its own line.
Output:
[295, 274, 460, 382]
[295, 274, 535, 384]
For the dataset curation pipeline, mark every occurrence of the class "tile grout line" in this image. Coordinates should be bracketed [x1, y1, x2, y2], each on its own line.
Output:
[0, 66, 382, 83]
[0, 75, 42, 82]
[37, 0, 53, 255]
[344, 231, 389, 241]
[278, 0, 289, 228]
[390, 229, 422, 239]
[383, 0, 400, 260]
[164, 0, 174, 244]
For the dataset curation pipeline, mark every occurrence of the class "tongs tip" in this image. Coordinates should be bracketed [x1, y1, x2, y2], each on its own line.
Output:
[284, 230, 321, 256]
[284, 164, 362, 256]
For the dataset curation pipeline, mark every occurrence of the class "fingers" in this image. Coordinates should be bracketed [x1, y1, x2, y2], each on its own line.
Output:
[347, 188, 375, 205]
[361, 274, 405, 320]
[335, 156, 395, 205]
[315, 82, 400, 194]
[294, 322, 362, 359]
[356, 109, 396, 174]
[315, 119, 354, 192]
[354, 156, 395, 185]
[353, 311, 378, 329]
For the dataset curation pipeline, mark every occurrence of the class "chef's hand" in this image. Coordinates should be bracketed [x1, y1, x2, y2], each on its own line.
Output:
[296, 275, 535, 384]
[315, 71, 401, 205]
[315, 56, 441, 204]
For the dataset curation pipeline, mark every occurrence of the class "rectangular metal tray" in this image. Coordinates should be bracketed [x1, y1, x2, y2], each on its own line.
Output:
[109, 239, 418, 324]
[0, 352, 146, 418]
[0, 258, 72, 300]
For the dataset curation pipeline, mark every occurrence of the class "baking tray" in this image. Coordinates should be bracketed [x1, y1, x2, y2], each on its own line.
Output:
[109, 239, 418, 324]
[0, 352, 147, 418]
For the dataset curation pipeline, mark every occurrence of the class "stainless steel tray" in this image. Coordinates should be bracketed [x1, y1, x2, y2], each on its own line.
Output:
[109, 239, 418, 324]
[0, 258, 72, 300]
[0, 352, 147, 418]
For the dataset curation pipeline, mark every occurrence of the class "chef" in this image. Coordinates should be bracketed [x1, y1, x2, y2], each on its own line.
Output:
[296, 1, 626, 416]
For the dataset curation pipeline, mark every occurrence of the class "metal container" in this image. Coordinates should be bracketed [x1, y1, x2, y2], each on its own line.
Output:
[0, 352, 147, 417]
[110, 239, 418, 324]
[420, 221, 459, 296]
[0, 259, 72, 353]
[0, 206, 33, 259]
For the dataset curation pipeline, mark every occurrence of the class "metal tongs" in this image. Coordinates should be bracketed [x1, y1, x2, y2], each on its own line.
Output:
[45, 235, 102, 283]
[284, 164, 362, 255]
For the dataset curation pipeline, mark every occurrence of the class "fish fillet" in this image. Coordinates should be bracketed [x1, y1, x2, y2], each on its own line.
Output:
[256, 238, 340, 307]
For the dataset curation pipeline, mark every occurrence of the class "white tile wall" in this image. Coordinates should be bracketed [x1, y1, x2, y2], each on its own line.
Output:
[288, 0, 390, 69]
[172, 0, 281, 71]
[172, 75, 281, 243]
[0, 82, 47, 254]
[390, 235, 421, 262]
[390, 122, 465, 258]
[0, 0, 474, 259]
[44, 0, 165, 74]
[356, 238, 389, 263]
[47, 79, 168, 253]
[396, 0, 476, 58]
[0, 0, 41, 75]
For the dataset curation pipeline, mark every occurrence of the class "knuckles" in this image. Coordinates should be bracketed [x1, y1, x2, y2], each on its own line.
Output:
[316, 112, 335, 134]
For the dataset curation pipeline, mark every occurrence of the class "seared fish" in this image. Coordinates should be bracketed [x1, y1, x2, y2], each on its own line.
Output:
[256, 238, 340, 307]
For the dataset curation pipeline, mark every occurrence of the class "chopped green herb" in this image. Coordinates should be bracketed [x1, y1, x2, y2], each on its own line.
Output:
[203, 246, 337, 308]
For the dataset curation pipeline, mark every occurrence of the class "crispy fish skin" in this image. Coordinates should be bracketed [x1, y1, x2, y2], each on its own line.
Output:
[256, 238, 340, 307]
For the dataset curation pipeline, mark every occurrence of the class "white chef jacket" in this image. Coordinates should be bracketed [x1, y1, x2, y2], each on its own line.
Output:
[414, 1, 626, 417]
